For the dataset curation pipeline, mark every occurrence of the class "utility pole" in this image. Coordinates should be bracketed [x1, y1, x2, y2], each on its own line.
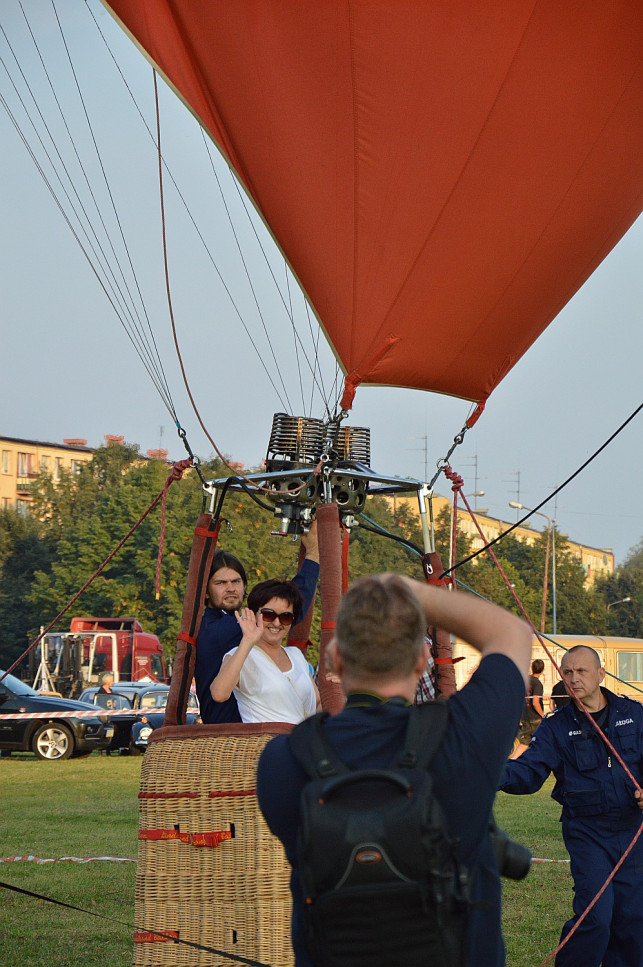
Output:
[409, 434, 429, 481]
[505, 471, 523, 516]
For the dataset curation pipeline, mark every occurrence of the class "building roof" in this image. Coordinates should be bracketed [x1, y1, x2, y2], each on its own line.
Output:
[0, 435, 94, 454]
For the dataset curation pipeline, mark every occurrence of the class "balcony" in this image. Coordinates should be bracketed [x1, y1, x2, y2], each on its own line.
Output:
[16, 476, 36, 493]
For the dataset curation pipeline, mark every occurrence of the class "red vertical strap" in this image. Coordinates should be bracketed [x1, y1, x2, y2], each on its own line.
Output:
[317, 503, 345, 714]
[341, 524, 350, 594]
[164, 513, 220, 725]
[451, 491, 459, 576]
[287, 543, 316, 654]
[425, 550, 457, 699]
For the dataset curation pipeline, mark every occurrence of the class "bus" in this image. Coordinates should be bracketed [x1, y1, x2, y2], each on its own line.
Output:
[453, 634, 643, 706]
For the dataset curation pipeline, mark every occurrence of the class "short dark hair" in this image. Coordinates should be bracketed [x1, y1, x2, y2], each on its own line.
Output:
[247, 579, 304, 623]
[336, 575, 425, 679]
[531, 659, 545, 675]
[209, 549, 248, 587]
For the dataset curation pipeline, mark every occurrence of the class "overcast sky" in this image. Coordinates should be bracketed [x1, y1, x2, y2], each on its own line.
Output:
[1, 0, 641, 568]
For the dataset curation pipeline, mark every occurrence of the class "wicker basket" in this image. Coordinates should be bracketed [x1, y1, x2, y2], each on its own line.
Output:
[133, 724, 294, 967]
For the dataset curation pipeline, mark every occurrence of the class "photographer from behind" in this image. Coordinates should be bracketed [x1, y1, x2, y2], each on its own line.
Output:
[257, 574, 531, 967]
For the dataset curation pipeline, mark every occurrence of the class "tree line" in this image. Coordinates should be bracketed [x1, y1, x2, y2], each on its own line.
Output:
[0, 442, 640, 670]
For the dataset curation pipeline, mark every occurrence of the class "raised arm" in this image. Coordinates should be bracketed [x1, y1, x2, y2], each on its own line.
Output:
[400, 577, 531, 688]
[300, 519, 319, 564]
[210, 609, 263, 702]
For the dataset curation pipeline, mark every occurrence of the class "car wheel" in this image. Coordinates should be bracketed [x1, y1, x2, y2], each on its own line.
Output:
[32, 723, 74, 760]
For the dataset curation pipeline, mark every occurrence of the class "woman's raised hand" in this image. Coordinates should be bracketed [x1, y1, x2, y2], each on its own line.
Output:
[235, 607, 264, 647]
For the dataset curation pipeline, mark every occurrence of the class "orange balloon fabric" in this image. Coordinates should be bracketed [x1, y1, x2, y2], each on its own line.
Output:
[105, 0, 643, 407]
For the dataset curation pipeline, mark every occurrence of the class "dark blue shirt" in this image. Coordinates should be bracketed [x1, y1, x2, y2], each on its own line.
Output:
[257, 652, 524, 966]
[194, 559, 319, 724]
[501, 687, 643, 826]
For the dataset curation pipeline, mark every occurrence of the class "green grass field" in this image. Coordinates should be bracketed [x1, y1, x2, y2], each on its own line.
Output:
[0, 753, 571, 967]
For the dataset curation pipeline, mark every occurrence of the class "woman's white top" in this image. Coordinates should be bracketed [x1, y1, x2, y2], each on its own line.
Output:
[228, 644, 317, 724]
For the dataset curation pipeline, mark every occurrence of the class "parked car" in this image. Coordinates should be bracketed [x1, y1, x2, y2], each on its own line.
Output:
[0, 671, 114, 760]
[78, 682, 200, 753]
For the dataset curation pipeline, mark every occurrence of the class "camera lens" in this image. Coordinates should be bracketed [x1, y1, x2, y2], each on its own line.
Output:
[489, 818, 532, 881]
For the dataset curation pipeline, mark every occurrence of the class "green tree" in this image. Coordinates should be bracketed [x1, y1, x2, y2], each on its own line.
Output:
[26, 446, 211, 660]
[0, 509, 55, 667]
[595, 537, 643, 637]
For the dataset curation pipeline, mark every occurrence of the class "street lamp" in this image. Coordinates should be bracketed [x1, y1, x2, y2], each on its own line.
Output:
[607, 597, 632, 610]
[509, 502, 557, 634]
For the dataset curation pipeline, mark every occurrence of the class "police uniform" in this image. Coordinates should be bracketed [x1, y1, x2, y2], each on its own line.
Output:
[501, 687, 643, 966]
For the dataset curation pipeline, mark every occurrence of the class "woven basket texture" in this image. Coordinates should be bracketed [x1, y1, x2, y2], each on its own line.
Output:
[134, 728, 294, 967]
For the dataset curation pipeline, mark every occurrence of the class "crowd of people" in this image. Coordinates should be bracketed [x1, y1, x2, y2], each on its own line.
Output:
[187, 525, 642, 967]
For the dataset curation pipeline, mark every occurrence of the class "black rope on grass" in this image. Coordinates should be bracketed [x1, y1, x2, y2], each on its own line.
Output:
[0, 880, 274, 967]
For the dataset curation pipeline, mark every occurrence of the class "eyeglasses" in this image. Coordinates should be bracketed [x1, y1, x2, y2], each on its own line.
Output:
[258, 608, 295, 627]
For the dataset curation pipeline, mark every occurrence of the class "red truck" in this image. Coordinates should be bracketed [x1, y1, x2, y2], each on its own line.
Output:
[31, 617, 169, 699]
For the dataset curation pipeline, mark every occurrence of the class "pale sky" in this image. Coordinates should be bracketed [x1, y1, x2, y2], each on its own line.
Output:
[1, 0, 641, 566]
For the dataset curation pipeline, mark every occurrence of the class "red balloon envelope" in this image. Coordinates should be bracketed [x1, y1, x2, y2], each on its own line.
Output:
[104, 0, 643, 411]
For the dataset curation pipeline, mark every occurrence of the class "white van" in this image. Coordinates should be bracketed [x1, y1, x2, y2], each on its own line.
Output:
[453, 634, 643, 705]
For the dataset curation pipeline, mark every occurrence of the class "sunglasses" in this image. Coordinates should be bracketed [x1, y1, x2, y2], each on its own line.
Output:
[258, 608, 295, 627]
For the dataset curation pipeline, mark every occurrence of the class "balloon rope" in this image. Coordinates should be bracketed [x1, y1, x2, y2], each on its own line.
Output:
[152, 71, 234, 474]
[445, 468, 641, 790]
[152, 72, 314, 498]
[443, 401, 642, 573]
[540, 822, 643, 965]
[443, 466, 642, 965]
[0, 460, 192, 684]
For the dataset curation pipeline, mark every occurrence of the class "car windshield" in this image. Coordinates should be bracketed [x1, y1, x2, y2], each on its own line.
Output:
[140, 690, 169, 709]
[0, 672, 38, 696]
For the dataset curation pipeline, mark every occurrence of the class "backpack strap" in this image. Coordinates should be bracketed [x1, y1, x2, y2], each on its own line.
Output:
[397, 701, 449, 770]
[289, 711, 350, 779]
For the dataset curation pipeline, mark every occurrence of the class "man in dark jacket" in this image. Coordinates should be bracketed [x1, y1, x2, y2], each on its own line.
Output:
[257, 573, 531, 966]
[500, 645, 643, 967]
[194, 522, 319, 723]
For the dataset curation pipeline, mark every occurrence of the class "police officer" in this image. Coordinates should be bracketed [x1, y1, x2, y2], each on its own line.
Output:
[500, 645, 643, 967]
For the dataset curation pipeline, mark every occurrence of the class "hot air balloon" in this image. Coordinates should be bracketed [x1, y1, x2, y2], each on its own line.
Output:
[89, 6, 643, 967]
[3, 3, 642, 965]
[103, 0, 643, 412]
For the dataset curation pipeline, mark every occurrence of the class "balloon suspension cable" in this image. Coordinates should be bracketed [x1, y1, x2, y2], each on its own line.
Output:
[152, 70, 271, 492]
[356, 513, 424, 557]
[428, 422, 470, 490]
[442, 463, 643, 948]
[441, 464, 641, 794]
[444, 400, 643, 574]
[176, 425, 205, 486]
[316, 409, 351, 503]
[1, 459, 193, 682]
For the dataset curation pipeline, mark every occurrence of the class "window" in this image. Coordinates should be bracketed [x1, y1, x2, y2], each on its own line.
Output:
[617, 652, 643, 684]
[40, 455, 51, 473]
[16, 499, 30, 517]
[71, 460, 83, 474]
[1, 450, 9, 474]
[17, 452, 35, 477]
[1, 497, 11, 510]
[54, 457, 63, 481]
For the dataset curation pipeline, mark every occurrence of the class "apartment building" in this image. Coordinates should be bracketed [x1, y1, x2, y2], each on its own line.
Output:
[0, 435, 94, 514]
[391, 493, 614, 586]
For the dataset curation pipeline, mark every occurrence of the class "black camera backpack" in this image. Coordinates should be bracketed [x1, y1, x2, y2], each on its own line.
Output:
[288, 702, 470, 967]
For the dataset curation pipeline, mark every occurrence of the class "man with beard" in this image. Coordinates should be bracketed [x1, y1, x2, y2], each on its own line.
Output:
[194, 522, 319, 723]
